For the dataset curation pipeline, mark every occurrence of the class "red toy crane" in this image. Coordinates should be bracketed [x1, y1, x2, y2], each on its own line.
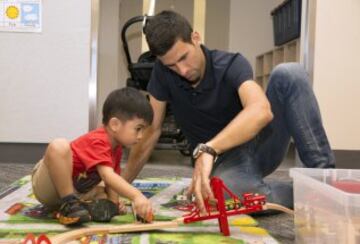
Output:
[183, 177, 266, 236]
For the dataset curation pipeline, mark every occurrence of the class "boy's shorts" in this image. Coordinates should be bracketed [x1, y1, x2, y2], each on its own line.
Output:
[31, 160, 106, 210]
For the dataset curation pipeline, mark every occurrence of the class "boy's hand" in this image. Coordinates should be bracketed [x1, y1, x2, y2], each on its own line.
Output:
[132, 195, 153, 223]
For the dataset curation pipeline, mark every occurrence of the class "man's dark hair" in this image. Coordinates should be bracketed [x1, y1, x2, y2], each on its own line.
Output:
[102, 87, 153, 125]
[144, 10, 193, 56]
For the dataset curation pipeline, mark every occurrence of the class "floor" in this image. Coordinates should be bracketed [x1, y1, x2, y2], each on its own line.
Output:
[0, 148, 296, 243]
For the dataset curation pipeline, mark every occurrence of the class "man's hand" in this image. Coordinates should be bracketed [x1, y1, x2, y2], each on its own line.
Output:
[188, 153, 216, 215]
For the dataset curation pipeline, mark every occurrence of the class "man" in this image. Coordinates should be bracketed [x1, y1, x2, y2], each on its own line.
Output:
[122, 10, 335, 213]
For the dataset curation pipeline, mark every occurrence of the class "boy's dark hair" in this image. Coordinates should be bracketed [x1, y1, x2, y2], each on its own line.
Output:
[102, 87, 153, 125]
[144, 10, 193, 56]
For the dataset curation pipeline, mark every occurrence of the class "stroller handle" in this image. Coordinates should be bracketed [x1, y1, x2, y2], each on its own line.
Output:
[121, 15, 153, 65]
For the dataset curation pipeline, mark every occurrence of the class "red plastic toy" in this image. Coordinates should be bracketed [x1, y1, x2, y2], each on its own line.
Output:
[183, 177, 266, 236]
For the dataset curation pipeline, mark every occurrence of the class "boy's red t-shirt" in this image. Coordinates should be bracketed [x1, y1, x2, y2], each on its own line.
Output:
[70, 127, 122, 193]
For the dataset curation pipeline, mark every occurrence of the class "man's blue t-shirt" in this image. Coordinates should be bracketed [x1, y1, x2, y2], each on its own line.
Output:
[147, 45, 253, 149]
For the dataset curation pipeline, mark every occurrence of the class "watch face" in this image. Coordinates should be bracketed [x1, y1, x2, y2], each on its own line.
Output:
[192, 143, 218, 161]
[192, 144, 201, 158]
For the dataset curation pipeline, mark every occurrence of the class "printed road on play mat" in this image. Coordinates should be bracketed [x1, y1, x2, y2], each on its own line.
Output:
[0, 175, 278, 243]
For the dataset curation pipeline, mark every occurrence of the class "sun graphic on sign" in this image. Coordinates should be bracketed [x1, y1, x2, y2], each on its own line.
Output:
[6, 5, 20, 19]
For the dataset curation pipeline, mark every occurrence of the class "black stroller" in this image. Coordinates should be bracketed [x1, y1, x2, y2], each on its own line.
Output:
[121, 16, 191, 156]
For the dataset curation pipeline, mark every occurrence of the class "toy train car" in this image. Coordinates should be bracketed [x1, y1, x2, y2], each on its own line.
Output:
[242, 193, 266, 207]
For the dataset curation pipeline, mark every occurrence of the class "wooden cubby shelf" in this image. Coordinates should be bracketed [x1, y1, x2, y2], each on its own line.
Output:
[255, 39, 300, 90]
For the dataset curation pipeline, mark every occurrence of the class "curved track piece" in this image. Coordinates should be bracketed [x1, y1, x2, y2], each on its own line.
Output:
[50, 219, 183, 244]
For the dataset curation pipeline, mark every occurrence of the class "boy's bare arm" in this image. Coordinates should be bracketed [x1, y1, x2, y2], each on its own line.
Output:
[97, 164, 153, 219]
[105, 184, 127, 214]
[105, 185, 119, 204]
[97, 165, 142, 200]
[122, 96, 166, 183]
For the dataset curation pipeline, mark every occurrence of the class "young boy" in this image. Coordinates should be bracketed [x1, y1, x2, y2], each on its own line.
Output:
[31, 87, 154, 225]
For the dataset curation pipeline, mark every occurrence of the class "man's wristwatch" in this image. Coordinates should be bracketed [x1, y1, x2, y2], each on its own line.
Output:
[192, 143, 218, 161]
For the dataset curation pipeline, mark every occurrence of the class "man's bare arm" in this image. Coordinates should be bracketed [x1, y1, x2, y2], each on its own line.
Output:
[121, 95, 166, 183]
[191, 80, 273, 214]
[207, 80, 273, 153]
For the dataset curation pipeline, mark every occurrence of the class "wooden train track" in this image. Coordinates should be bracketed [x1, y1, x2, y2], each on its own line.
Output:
[50, 203, 293, 244]
[50, 218, 184, 244]
[264, 202, 294, 215]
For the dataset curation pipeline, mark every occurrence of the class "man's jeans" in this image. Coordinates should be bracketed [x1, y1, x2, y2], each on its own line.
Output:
[212, 63, 335, 209]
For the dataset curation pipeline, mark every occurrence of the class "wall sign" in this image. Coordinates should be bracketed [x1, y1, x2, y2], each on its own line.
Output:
[0, 0, 41, 32]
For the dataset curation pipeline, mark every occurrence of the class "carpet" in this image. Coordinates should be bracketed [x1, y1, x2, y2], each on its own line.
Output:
[0, 176, 279, 243]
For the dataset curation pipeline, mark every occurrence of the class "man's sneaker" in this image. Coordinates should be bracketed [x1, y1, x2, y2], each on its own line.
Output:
[86, 199, 119, 222]
[57, 197, 91, 225]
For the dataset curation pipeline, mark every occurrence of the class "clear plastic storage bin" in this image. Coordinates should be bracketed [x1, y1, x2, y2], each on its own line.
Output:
[290, 168, 360, 244]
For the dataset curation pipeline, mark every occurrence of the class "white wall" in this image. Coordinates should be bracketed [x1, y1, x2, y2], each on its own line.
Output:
[205, 0, 230, 50]
[312, 0, 360, 150]
[0, 1, 91, 143]
[96, 0, 122, 126]
[228, 0, 283, 68]
[118, 0, 142, 89]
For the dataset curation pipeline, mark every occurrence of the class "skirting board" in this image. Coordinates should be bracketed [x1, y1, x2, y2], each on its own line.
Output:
[333, 150, 360, 169]
[0, 143, 359, 169]
[0, 143, 47, 164]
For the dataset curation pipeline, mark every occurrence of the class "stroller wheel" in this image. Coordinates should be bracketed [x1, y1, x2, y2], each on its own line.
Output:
[180, 149, 191, 156]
